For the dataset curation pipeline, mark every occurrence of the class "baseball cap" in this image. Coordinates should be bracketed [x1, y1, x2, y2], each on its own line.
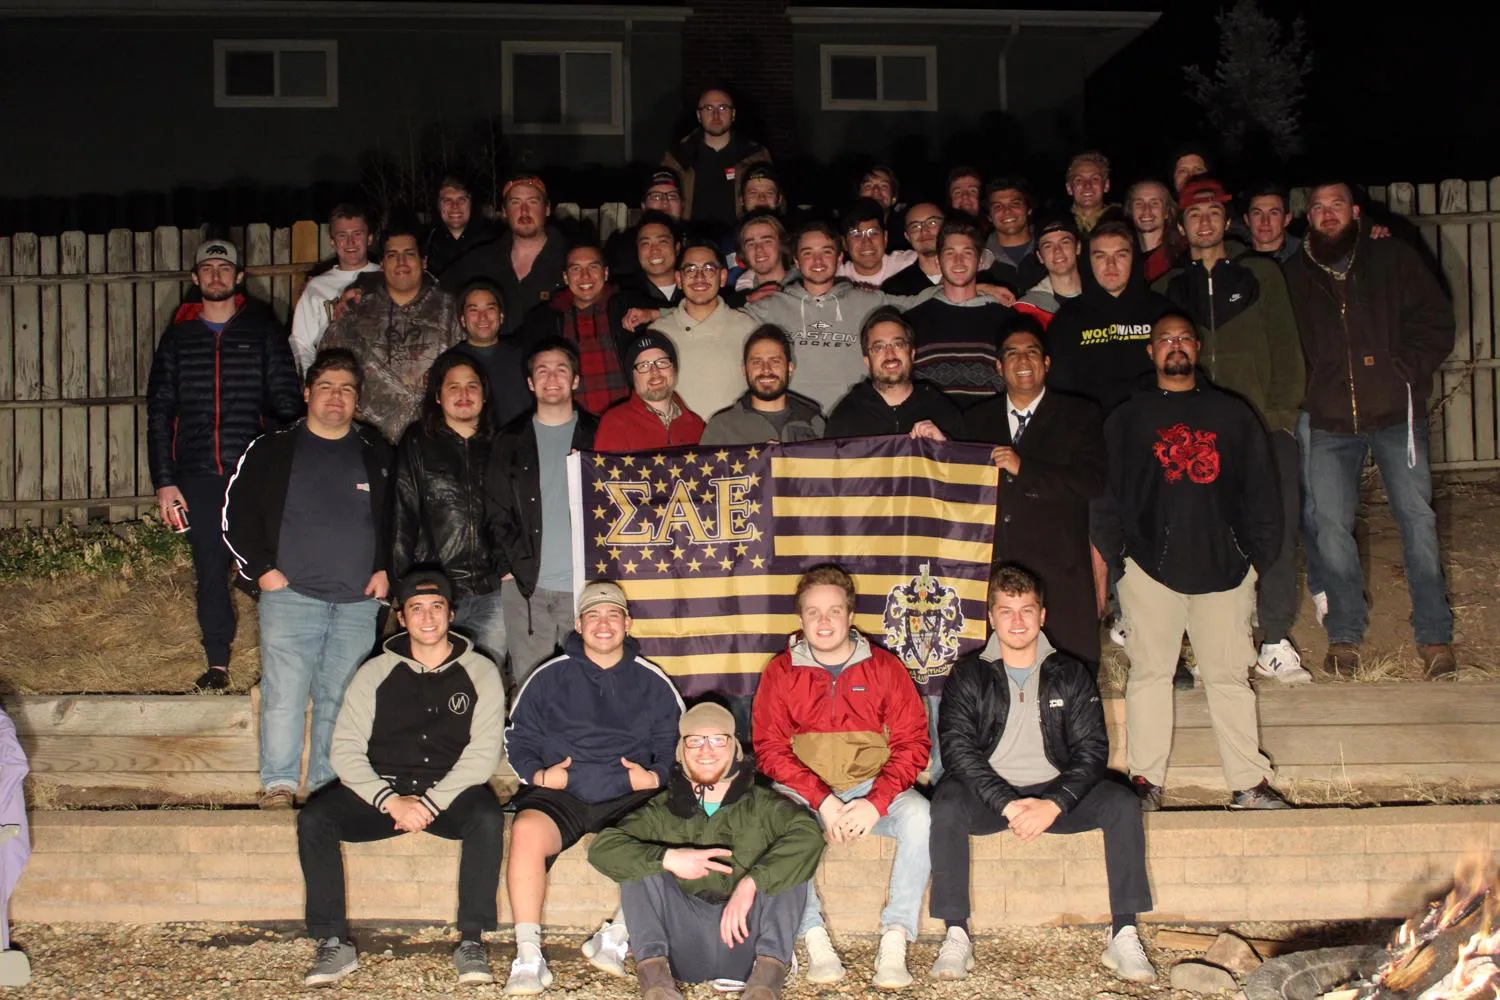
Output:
[395, 568, 454, 609]
[646, 168, 681, 192]
[1178, 176, 1233, 212]
[577, 580, 629, 616]
[1034, 213, 1080, 242]
[194, 240, 240, 268]
[502, 174, 549, 203]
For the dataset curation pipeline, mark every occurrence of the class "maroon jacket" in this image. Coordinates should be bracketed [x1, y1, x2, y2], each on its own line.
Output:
[594, 393, 705, 452]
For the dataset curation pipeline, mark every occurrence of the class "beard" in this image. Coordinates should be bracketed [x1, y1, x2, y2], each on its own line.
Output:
[1306, 217, 1360, 265]
[685, 758, 731, 785]
[749, 377, 787, 402]
[1162, 354, 1194, 377]
[200, 285, 236, 302]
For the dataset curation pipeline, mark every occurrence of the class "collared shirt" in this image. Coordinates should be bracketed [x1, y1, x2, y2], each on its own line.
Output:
[648, 397, 682, 430]
[1006, 387, 1046, 441]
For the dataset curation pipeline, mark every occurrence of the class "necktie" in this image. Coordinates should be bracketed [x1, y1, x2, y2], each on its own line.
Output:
[1012, 410, 1029, 444]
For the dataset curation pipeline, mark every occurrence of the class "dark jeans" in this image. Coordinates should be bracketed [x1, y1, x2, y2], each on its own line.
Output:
[1257, 430, 1302, 643]
[1308, 418, 1453, 646]
[623, 872, 805, 983]
[297, 781, 504, 941]
[178, 474, 235, 666]
[929, 775, 1152, 922]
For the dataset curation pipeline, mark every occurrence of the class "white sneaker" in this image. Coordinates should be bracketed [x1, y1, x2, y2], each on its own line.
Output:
[1312, 590, 1329, 626]
[1100, 926, 1156, 984]
[1108, 614, 1128, 647]
[1256, 640, 1313, 685]
[580, 920, 629, 977]
[929, 926, 974, 980]
[801, 926, 845, 984]
[871, 927, 912, 990]
[503, 942, 554, 996]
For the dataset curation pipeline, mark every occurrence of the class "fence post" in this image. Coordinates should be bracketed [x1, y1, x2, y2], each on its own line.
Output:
[1468, 180, 1494, 465]
[39, 236, 61, 526]
[12, 234, 41, 527]
[59, 232, 88, 525]
[1437, 180, 1474, 466]
[105, 230, 136, 522]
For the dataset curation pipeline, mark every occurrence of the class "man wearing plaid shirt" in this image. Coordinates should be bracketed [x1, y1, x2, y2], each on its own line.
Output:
[517, 245, 629, 417]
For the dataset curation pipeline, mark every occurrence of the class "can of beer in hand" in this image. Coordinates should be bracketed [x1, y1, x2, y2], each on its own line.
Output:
[171, 500, 190, 534]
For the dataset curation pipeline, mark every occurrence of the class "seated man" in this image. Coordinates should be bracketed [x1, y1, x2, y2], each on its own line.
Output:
[928, 563, 1154, 984]
[502, 580, 685, 995]
[752, 564, 931, 990]
[589, 702, 824, 1000]
[296, 569, 506, 988]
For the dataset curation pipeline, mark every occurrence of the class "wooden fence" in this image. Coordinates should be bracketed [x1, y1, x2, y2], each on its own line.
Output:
[0, 183, 1497, 526]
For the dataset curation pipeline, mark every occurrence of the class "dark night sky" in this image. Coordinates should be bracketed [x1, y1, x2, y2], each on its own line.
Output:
[1086, 1, 1500, 188]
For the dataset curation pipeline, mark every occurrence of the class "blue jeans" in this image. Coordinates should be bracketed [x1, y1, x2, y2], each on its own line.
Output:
[1295, 412, 1325, 596]
[773, 779, 931, 941]
[257, 587, 380, 792]
[1307, 419, 1453, 646]
[452, 590, 507, 666]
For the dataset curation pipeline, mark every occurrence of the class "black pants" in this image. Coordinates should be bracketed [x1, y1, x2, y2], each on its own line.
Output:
[1257, 430, 1302, 643]
[297, 781, 504, 941]
[623, 872, 805, 983]
[178, 474, 235, 666]
[928, 775, 1152, 921]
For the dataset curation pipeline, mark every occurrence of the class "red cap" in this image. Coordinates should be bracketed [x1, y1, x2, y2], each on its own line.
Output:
[502, 175, 549, 203]
[1178, 176, 1232, 212]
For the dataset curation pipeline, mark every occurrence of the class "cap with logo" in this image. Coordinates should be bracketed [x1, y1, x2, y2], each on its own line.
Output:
[1177, 176, 1233, 212]
[395, 568, 454, 609]
[577, 579, 629, 616]
[194, 240, 240, 268]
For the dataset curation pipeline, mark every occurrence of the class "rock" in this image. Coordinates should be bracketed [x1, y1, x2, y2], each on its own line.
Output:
[1204, 931, 1265, 979]
[1170, 960, 1240, 995]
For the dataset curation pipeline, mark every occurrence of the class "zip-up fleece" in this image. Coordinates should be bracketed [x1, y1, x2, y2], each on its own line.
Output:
[329, 633, 505, 815]
[146, 296, 303, 488]
[752, 631, 930, 815]
[700, 391, 826, 445]
[594, 392, 706, 452]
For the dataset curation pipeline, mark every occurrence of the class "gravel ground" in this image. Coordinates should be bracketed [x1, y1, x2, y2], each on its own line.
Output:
[3, 920, 1393, 999]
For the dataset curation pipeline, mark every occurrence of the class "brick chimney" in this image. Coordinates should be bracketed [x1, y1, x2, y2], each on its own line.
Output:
[679, 0, 798, 157]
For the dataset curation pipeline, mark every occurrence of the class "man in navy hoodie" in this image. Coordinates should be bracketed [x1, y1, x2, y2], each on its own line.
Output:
[501, 580, 684, 994]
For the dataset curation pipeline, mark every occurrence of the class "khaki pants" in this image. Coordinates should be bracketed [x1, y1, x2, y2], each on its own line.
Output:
[1119, 558, 1272, 792]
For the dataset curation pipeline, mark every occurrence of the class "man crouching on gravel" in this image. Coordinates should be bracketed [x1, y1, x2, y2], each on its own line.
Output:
[589, 702, 824, 1000]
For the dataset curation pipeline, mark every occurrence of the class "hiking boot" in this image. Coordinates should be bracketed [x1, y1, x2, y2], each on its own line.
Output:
[503, 942, 553, 995]
[454, 940, 494, 985]
[1132, 775, 1163, 812]
[581, 919, 628, 977]
[929, 926, 974, 980]
[258, 787, 295, 810]
[742, 955, 789, 1000]
[1420, 643, 1458, 680]
[801, 927, 844, 984]
[633, 955, 683, 1000]
[304, 937, 358, 987]
[1230, 779, 1292, 810]
[194, 666, 230, 692]
[1323, 642, 1360, 677]
[1255, 640, 1313, 685]
[1100, 926, 1156, 983]
[872, 927, 912, 990]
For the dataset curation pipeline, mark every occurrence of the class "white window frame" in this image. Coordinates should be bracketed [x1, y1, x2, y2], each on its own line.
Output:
[819, 44, 938, 112]
[213, 40, 338, 109]
[501, 41, 625, 136]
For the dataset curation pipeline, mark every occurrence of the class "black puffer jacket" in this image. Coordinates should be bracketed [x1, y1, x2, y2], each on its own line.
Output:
[392, 421, 505, 599]
[146, 296, 303, 487]
[937, 643, 1108, 815]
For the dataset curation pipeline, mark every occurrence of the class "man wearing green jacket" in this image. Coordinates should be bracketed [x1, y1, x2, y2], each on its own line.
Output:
[1156, 176, 1311, 686]
[589, 702, 823, 1000]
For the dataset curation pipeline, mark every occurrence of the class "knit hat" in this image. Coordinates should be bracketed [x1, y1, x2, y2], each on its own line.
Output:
[395, 568, 454, 609]
[1177, 176, 1233, 212]
[194, 239, 239, 268]
[675, 702, 743, 775]
[577, 579, 629, 616]
[623, 329, 678, 373]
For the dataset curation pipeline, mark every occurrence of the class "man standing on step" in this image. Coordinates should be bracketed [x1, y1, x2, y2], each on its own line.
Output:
[297, 569, 506, 988]
[147, 238, 303, 693]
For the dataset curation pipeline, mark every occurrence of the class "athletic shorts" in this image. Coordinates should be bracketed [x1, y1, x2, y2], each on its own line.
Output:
[511, 786, 661, 853]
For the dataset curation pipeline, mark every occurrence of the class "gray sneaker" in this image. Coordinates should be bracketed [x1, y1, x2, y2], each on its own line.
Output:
[1230, 780, 1292, 810]
[304, 937, 358, 987]
[455, 940, 495, 985]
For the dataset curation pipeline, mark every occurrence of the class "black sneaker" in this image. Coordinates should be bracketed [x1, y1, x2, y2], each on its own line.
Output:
[1229, 779, 1292, 810]
[194, 667, 230, 692]
[1131, 775, 1163, 812]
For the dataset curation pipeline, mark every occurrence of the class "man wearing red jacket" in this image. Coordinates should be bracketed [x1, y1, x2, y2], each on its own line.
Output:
[594, 331, 706, 452]
[752, 564, 931, 991]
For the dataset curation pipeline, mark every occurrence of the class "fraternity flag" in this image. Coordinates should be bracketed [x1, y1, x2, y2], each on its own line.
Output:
[568, 436, 999, 697]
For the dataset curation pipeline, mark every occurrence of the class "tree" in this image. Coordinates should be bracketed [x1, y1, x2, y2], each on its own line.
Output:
[1184, 0, 1313, 164]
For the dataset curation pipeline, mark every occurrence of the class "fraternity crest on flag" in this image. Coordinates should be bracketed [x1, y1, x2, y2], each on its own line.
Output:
[881, 562, 965, 681]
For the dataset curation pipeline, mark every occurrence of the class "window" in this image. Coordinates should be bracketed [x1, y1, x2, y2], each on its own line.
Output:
[214, 40, 338, 108]
[501, 42, 624, 135]
[820, 45, 937, 111]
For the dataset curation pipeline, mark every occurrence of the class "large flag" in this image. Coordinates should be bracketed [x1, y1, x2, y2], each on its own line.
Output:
[568, 436, 999, 697]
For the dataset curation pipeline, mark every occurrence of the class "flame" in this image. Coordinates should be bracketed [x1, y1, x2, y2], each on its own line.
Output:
[1369, 857, 1500, 1000]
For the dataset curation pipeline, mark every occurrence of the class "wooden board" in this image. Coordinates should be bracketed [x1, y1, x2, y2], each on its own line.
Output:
[1469, 180, 1495, 464]
[6, 694, 253, 737]
[133, 231, 155, 509]
[11, 234, 41, 526]
[29, 771, 262, 799]
[59, 232, 88, 524]
[1102, 683, 1500, 729]
[1107, 723, 1500, 770]
[105, 230, 136, 520]
[0, 236, 13, 528]
[271, 225, 292, 324]
[1439, 179, 1474, 464]
[38, 236, 60, 525]
[19, 735, 255, 774]
[245, 223, 271, 306]
[86, 234, 108, 513]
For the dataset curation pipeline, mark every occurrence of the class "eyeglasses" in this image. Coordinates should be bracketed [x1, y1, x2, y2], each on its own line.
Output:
[645, 191, 682, 205]
[868, 338, 911, 354]
[905, 218, 943, 234]
[633, 358, 675, 373]
[846, 227, 883, 240]
[1154, 335, 1196, 348]
[698, 103, 733, 114]
[683, 735, 732, 749]
[680, 263, 720, 277]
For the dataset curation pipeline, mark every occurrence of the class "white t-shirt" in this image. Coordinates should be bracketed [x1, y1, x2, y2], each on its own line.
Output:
[290, 262, 381, 372]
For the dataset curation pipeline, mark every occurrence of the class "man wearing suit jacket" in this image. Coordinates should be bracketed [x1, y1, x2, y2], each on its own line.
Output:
[963, 316, 1108, 663]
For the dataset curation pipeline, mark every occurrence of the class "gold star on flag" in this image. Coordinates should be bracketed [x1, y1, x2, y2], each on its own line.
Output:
[699, 462, 714, 477]
[621, 455, 635, 467]
[640, 547, 654, 560]
[701, 544, 718, 559]
[592, 479, 606, 493]
[748, 500, 762, 515]
[653, 453, 666, 466]
[655, 559, 670, 573]
[595, 561, 608, 575]
[622, 559, 638, 574]
[683, 451, 698, 464]
[703, 516, 716, 532]
[668, 464, 682, 478]
[654, 480, 667, 494]
[700, 492, 715, 505]
[593, 506, 607, 520]
[748, 473, 761, 487]
[593, 454, 606, 467]
[685, 478, 700, 493]
[686, 558, 702, 573]
[609, 547, 622, 560]
[608, 466, 623, 480]
[746, 447, 760, 459]
[671, 545, 685, 560]
[719, 557, 733, 571]
[750, 554, 765, 569]
[594, 533, 606, 546]
[730, 460, 745, 474]
[735, 543, 748, 556]
[714, 450, 729, 464]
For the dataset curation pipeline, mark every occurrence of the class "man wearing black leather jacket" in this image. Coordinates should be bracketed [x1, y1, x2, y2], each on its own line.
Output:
[926, 563, 1154, 985]
[392, 353, 507, 663]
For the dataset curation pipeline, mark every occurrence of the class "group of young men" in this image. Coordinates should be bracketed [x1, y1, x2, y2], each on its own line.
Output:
[141, 84, 1461, 995]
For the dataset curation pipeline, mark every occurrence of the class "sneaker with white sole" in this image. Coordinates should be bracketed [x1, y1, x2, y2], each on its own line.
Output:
[581, 920, 629, 977]
[1312, 590, 1328, 626]
[454, 940, 495, 985]
[871, 927, 912, 990]
[1256, 640, 1313, 685]
[1100, 926, 1156, 983]
[801, 926, 844, 984]
[504, 942, 554, 996]
[929, 926, 974, 980]
[304, 937, 358, 987]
